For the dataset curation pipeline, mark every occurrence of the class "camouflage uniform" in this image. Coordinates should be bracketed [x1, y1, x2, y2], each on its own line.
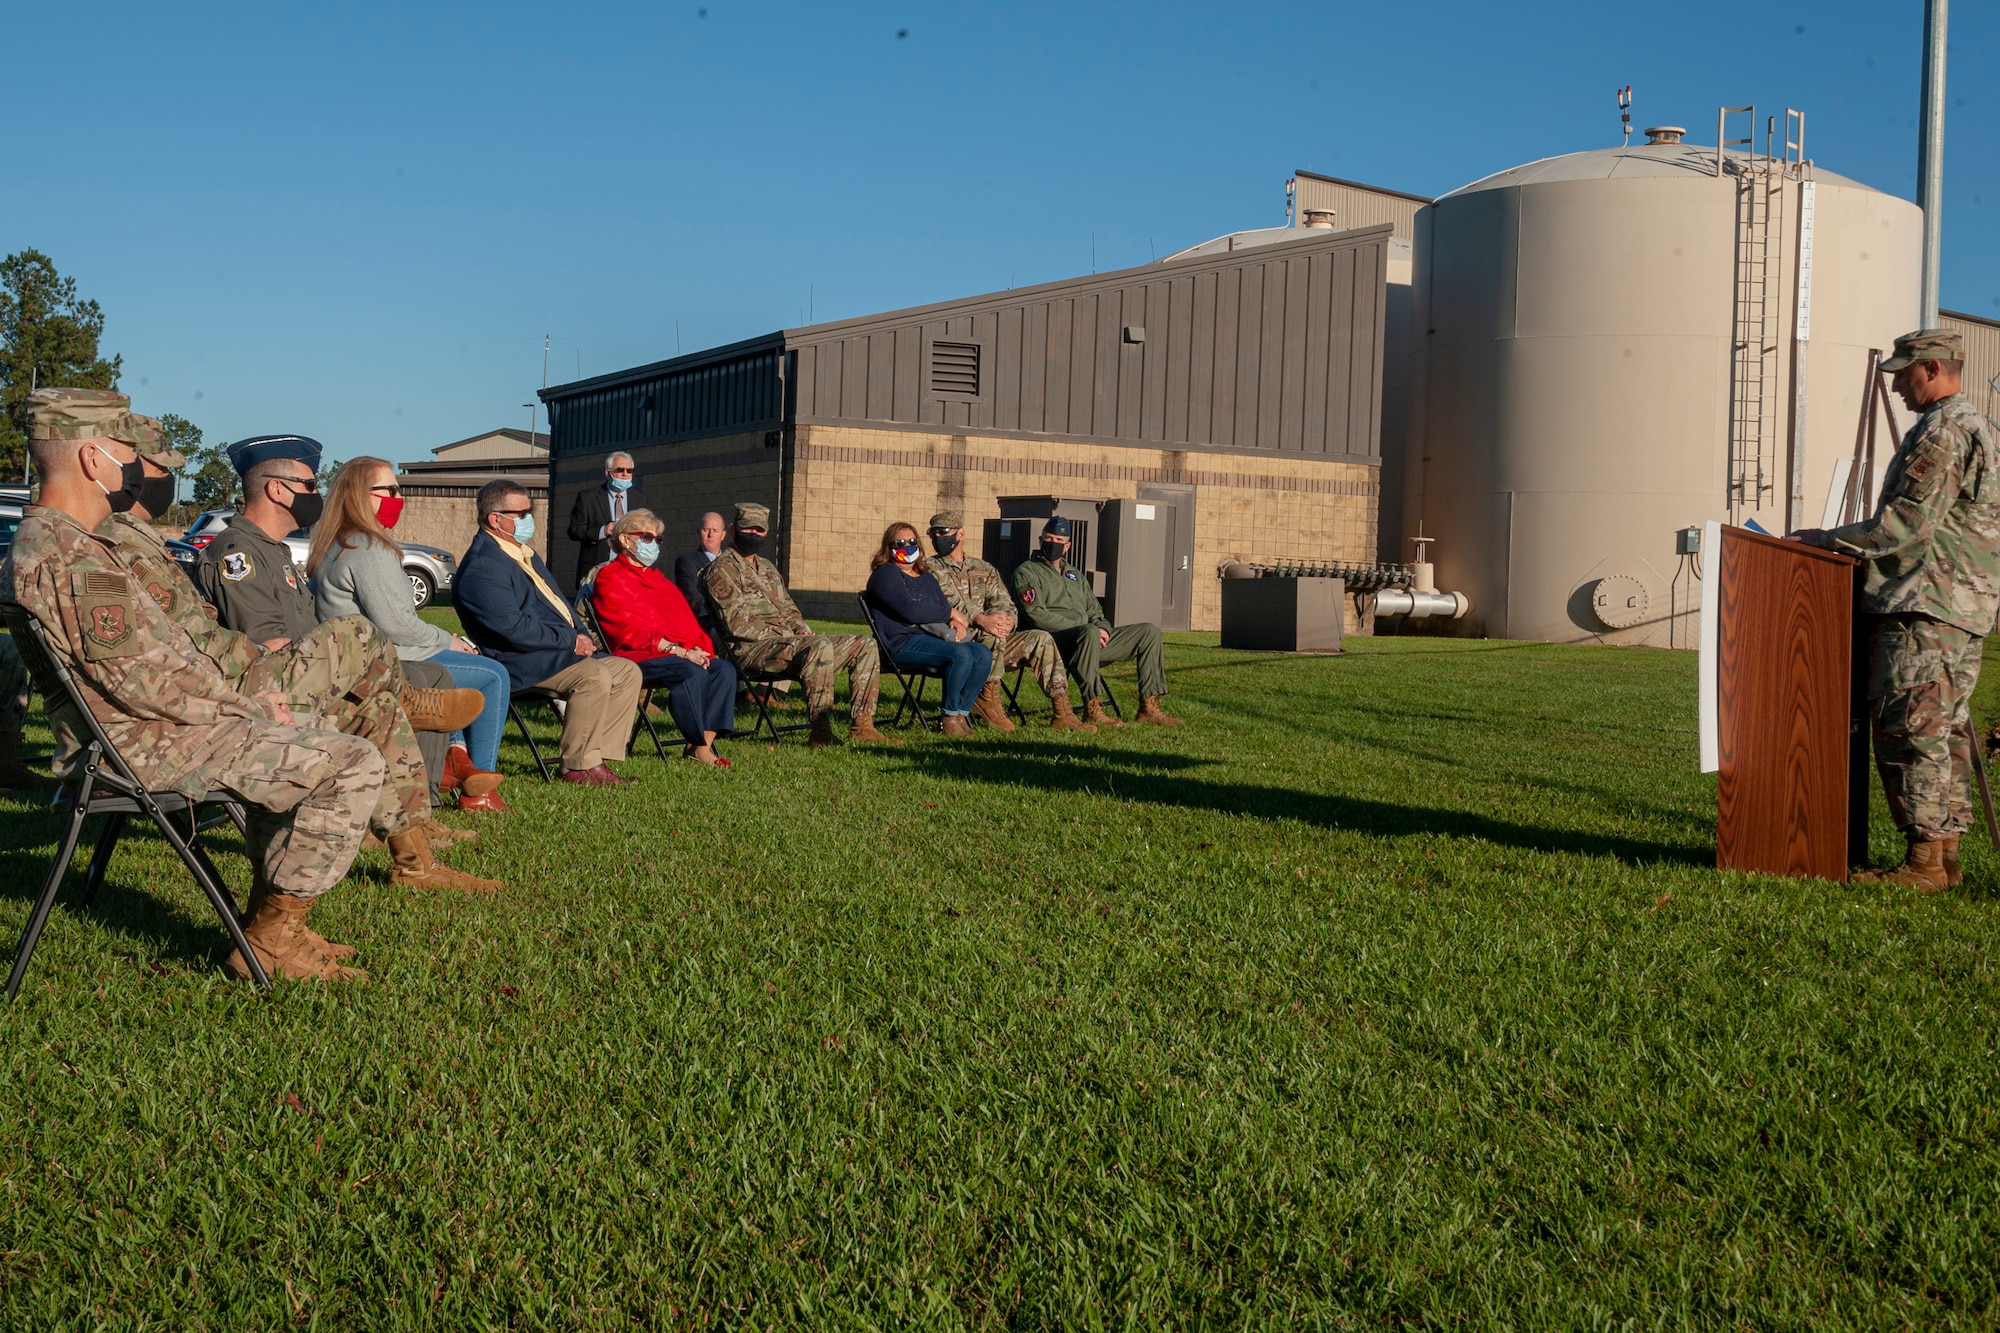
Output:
[3, 505, 382, 900]
[0, 633, 27, 736]
[98, 512, 429, 838]
[701, 547, 880, 721]
[920, 552, 1069, 697]
[1826, 385, 2000, 839]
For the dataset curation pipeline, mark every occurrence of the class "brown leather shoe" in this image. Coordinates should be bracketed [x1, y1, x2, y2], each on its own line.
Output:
[440, 744, 472, 793]
[1943, 833, 1964, 887]
[971, 683, 1017, 731]
[1083, 698, 1123, 729]
[808, 715, 841, 749]
[1048, 691, 1096, 733]
[1135, 695, 1184, 726]
[224, 892, 367, 982]
[848, 716, 901, 745]
[400, 685, 485, 733]
[1852, 837, 1951, 893]
[940, 714, 974, 737]
[456, 790, 509, 812]
[589, 764, 634, 785]
[560, 766, 619, 787]
[389, 828, 503, 893]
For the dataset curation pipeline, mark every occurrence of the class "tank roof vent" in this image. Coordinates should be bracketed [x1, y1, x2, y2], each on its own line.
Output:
[1301, 208, 1337, 229]
[1643, 126, 1686, 145]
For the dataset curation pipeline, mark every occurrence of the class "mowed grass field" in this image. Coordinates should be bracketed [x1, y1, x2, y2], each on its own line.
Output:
[2, 616, 1999, 1328]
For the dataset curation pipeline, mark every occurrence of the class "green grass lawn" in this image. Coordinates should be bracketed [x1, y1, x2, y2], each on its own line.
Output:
[2, 623, 1998, 1328]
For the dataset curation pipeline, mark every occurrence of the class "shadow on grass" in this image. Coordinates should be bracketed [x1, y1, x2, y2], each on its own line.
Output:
[881, 739, 1710, 868]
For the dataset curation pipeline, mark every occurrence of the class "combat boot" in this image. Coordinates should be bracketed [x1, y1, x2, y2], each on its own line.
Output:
[808, 715, 841, 749]
[1852, 836, 1951, 893]
[400, 685, 485, 734]
[0, 733, 55, 790]
[224, 892, 367, 983]
[1048, 691, 1096, 733]
[1135, 695, 1184, 726]
[389, 828, 503, 893]
[971, 683, 1017, 732]
[848, 715, 900, 745]
[1083, 697, 1123, 729]
[940, 714, 974, 737]
[244, 871, 356, 962]
[1944, 834, 1964, 888]
[363, 817, 475, 851]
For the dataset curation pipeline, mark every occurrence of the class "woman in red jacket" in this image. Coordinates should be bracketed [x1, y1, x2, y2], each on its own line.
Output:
[590, 509, 737, 767]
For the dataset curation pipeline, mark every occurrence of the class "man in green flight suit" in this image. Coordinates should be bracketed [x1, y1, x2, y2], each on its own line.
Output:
[1010, 515, 1183, 728]
[1790, 328, 2000, 892]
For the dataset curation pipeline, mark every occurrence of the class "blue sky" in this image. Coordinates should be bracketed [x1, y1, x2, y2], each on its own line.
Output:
[5, 1, 1992, 464]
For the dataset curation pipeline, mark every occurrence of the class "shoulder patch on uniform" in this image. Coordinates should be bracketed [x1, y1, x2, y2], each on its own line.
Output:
[1020, 586, 1035, 605]
[1064, 569, 1079, 581]
[221, 551, 253, 582]
[1902, 441, 1951, 502]
[82, 571, 129, 595]
[145, 581, 173, 609]
[85, 603, 132, 651]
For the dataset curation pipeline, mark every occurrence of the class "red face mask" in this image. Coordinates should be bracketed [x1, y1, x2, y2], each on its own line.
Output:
[377, 495, 405, 529]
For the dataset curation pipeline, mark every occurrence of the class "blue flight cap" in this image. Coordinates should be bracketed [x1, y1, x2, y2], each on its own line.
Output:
[228, 434, 324, 476]
[1042, 515, 1072, 537]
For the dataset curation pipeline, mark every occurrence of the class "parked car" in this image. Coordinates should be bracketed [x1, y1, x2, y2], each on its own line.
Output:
[177, 510, 455, 608]
[0, 503, 22, 563]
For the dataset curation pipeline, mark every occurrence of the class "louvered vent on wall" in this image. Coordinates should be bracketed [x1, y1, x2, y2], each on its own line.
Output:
[929, 342, 981, 396]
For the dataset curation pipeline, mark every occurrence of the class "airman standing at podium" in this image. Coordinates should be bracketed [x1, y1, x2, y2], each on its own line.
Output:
[1791, 328, 2000, 892]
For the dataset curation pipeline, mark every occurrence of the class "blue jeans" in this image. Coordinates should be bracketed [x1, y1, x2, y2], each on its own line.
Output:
[430, 650, 510, 772]
[635, 654, 739, 741]
[891, 635, 992, 716]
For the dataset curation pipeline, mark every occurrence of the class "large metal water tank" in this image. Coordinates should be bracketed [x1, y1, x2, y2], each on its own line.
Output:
[1403, 130, 1921, 646]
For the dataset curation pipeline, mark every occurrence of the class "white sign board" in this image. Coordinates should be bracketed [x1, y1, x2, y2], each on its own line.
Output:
[1698, 519, 1723, 773]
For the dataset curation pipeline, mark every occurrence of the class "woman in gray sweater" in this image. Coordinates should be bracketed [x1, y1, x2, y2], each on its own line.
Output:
[311, 458, 511, 810]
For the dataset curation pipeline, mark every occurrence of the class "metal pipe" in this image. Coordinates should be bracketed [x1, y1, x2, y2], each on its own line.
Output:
[1374, 589, 1471, 620]
[1917, 0, 1948, 327]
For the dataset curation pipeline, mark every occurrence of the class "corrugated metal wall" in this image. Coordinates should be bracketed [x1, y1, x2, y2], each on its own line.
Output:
[1944, 309, 2000, 422]
[547, 340, 783, 460]
[1292, 171, 1427, 241]
[789, 227, 1390, 459]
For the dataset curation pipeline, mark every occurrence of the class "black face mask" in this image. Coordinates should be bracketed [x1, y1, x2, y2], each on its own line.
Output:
[930, 531, 960, 557]
[733, 530, 767, 555]
[279, 483, 324, 530]
[136, 473, 177, 520]
[1040, 538, 1068, 562]
[93, 446, 147, 514]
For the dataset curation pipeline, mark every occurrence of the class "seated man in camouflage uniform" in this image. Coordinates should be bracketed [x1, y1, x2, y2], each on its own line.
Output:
[701, 501, 894, 749]
[918, 510, 1092, 734]
[0, 634, 57, 798]
[1012, 515, 1183, 727]
[4, 389, 383, 981]
[91, 414, 497, 895]
[1790, 328, 2000, 892]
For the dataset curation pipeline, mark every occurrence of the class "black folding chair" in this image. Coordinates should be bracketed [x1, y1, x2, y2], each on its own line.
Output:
[506, 685, 564, 783]
[575, 581, 681, 763]
[856, 594, 953, 731]
[0, 603, 269, 996]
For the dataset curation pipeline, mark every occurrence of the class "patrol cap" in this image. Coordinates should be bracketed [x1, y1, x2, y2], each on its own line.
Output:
[928, 510, 964, 530]
[1042, 515, 1072, 537]
[136, 440, 187, 470]
[228, 434, 323, 476]
[26, 387, 165, 448]
[733, 501, 771, 529]
[1880, 328, 1964, 372]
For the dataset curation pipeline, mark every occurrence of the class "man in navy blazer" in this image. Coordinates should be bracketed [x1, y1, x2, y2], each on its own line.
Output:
[456, 480, 645, 787]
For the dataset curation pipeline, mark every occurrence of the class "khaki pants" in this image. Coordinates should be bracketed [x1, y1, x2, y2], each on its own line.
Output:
[534, 656, 644, 771]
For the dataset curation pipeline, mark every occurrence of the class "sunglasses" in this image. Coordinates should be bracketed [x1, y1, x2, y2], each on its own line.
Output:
[608, 467, 635, 476]
[370, 484, 402, 497]
[496, 508, 532, 518]
[628, 532, 660, 543]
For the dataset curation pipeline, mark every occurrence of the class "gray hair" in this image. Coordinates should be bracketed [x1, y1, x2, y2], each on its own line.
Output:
[604, 451, 635, 471]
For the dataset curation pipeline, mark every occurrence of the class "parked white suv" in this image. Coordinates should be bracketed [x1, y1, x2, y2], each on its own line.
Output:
[177, 511, 456, 608]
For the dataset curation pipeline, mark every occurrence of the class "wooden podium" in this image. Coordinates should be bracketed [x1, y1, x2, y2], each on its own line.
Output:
[1698, 523, 1868, 881]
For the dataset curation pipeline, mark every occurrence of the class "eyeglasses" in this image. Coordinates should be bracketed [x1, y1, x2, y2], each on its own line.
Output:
[608, 467, 634, 476]
[370, 484, 402, 497]
[628, 532, 660, 543]
[496, 508, 532, 518]
[929, 527, 960, 536]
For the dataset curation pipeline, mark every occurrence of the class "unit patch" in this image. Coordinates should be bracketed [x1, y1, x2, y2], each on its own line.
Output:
[1020, 587, 1035, 605]
[88, 603, 130, 648]
[145, 581, 173, 609]
[221, 551, 253, 582]
[283, 566, 300, 591]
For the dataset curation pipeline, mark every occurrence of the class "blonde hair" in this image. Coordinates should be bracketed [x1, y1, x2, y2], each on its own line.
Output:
[613, 507, 661, 540]
[307, 457, 399, 574]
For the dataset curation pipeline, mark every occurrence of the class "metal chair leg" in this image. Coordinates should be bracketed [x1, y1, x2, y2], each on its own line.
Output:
[640, 691, 672, 762]
[7, 769, 98, 1001]
[148, 805, 268, 990]
[510, 703, 555, 782]
[78, 812, 126, 909]
[1002, 665, 1033, 724]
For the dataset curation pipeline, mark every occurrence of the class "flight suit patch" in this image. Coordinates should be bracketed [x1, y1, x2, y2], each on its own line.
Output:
[221, 551, 254, 581]
[1020, 587, 1035, 605]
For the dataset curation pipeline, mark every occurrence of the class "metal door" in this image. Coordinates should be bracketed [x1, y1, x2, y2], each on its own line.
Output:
[1138, 483, 1196, 631]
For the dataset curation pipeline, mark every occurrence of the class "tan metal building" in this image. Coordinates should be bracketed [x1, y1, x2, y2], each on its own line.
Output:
[1943, 308, 2000, 423]
[395, 427, 551, 562]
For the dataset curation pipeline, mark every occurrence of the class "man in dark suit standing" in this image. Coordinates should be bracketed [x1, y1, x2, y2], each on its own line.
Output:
[673, 510, 728, 638]
[460, 479, 645, 787]
[566, 451, 644, 587]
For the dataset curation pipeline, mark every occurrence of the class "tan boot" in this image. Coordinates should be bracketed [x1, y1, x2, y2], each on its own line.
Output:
[1083, 697, 1123, 729]
[940, 714, 974, 737]
[848, 715, 900, 745]
[245, 871, 355, 961]
[389, 828, 503, 893]
[224, 892, 367, 982]
[1852, 836, 1951, 893]
[1135, 695, 1184, 726]
[1944, 833, 1964, 888]
[416, 816, 477, 846]
[808, 715, 841, 749]
[1047, 691, 1097, 733]
[0, 732, 55, 789]
[971, 683, 1018, 732]
[400, 685, 485, 733]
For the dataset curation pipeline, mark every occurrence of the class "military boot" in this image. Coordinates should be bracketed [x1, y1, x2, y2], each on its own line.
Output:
[848, 715, 900, 745]
[940, 714, 974, 737]
[224, 892, 367, 983]
[0, 733, 55, 791]
[389, 828, 503, 893]
[1083, 698, 1123, 729]
[1852, 836, 1951, 893]
[363, 817, 475, 851]
[808, 715, 841, 749]
[400, 685, 485, 734]
[1944, 834, 1964, 888]
[1135, 695, 1184, 726]
[1048, 691, 1096, 733]
[244, 871, 355, 962]
[971, 683, 1017, 732]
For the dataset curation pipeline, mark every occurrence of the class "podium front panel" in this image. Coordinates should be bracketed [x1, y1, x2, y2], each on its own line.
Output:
[1715, 527, 1858, 881]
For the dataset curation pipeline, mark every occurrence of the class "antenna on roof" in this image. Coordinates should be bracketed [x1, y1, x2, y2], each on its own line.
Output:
[1284, 176, 1297, 226]
[1618, 86, 1633, 146]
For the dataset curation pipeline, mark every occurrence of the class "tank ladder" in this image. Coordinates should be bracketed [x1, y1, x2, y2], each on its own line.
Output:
[1720, 106, 1787, 521]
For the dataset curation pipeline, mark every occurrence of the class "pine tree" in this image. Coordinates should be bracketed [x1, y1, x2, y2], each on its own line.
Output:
[0, 250, 123, 481]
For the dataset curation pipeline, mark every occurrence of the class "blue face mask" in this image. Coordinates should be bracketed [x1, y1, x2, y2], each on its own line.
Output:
[510, 513, 537, 544]
[634, 539, 661, 567]
[609, 476, 633, 492]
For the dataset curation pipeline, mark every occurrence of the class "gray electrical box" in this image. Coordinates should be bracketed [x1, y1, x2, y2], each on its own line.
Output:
[1099, 499, 1168, 627]
[986, 496, 1107, 596]
[1220, 577, 1346, 653]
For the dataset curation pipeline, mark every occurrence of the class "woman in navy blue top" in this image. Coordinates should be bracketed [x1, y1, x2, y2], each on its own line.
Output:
[864, 522, 994, 736]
